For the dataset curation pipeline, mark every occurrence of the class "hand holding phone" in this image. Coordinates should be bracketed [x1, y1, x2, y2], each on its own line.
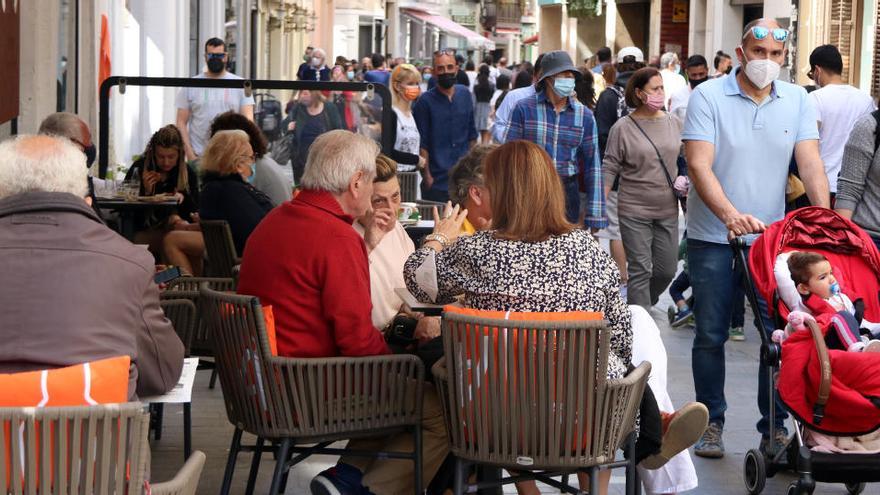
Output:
[154, 266, 182, 285]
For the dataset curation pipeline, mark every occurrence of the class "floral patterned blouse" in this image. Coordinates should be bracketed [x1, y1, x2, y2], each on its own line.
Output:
[403, 229, 632, 379]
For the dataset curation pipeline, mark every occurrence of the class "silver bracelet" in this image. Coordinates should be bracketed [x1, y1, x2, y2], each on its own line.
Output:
[424, 233, 449, 248]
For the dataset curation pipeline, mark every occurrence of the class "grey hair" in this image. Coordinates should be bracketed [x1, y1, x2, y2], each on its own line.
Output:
[37, 112, 87, 142]
[449, 144, 498, 205]
[312, 48, 326, 60]
[0, 135, 88, 200]
[660, 52, 678, 69]
[301, 130, 379, 193]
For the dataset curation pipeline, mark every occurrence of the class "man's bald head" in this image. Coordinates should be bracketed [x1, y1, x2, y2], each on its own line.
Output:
[38, 112, 91, 147]
[0, 135, 89, 200]
[741, 18, 785, 48]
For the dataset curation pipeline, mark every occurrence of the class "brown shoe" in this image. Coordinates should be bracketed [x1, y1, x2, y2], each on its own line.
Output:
[641, 402, 709, 470]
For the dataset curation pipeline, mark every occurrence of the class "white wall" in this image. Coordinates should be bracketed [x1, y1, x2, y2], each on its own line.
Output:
[333, 11, 362, 61]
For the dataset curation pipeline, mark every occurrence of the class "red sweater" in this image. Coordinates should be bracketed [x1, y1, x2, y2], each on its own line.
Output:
[237, 189, 390, 358]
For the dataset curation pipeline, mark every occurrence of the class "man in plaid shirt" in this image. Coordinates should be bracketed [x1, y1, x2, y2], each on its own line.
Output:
[507, 50, 607, 230]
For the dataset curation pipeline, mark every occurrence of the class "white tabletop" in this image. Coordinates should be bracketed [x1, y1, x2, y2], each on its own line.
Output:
[141, 357, 199, 404]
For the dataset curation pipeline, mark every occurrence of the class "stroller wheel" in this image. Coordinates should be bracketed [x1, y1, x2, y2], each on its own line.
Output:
[787, 481, 814, 495]
[845, 482, 866, 494]
[743, 448, 766, 495]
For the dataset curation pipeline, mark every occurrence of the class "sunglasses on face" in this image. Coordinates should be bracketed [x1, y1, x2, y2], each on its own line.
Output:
[207, 53, 227, 60]
[744, 26, 789, 42]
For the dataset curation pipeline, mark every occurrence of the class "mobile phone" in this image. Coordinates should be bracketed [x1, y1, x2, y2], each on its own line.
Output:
[154, 266, 182, 285]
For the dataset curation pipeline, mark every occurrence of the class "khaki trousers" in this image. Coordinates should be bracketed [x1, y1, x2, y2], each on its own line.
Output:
[342, 384, 449, 495]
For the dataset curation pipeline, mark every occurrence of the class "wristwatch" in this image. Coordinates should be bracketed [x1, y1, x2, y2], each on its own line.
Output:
[424, 233, 450, 248]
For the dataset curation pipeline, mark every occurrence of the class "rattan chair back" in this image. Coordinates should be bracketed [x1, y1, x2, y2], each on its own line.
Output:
[160, 299, 197, 356]
[200, 220, 239, 278]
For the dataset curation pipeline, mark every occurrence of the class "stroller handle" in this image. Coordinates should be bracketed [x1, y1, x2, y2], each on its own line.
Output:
[805, 318, 833, 425]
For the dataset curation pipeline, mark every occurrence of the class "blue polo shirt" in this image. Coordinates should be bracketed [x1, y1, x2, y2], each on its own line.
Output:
[412, 85, 478, 193]
[682, 70, 819, 244]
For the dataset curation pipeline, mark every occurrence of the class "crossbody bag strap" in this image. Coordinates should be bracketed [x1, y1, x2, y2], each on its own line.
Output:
[627, 115, 676, 191]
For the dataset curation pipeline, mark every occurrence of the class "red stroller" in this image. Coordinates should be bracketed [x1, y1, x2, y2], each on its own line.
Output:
[736, 207, 880, 495]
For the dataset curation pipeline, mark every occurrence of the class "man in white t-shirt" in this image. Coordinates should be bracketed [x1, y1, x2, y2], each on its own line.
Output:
[175, 37, 255, 161]
[807, 44, 876, 198]
[669, 54, 710, 121]
[660, 52, 687, 109]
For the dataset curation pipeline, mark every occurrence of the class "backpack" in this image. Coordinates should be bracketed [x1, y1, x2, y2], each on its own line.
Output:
[873, 110, 880, 152]
[606, 85, 634, 119]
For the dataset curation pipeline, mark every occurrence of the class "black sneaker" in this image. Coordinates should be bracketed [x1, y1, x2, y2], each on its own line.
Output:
[694, 421, 724, 458]
[760, 428, 790, 457]
[310, 463, 375, 495]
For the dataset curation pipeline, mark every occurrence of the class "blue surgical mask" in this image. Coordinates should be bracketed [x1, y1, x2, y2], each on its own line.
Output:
[552, 78, 576, 97]
[247, 163, 256, 184]
[423, 74, 432, 82]
[346, 70, 355, 80]
[830, 282, 841, 296]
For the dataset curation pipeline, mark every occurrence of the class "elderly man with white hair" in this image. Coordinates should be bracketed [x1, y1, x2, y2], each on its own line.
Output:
[659, 51, 687, 109]
[0, 135, 184, 400]
[238, 129, 448, 495]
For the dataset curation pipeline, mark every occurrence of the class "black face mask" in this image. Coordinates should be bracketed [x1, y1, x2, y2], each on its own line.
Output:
[689, 77, 709, 89]
[437, 73, 457, 89]
[206, 57, 225, 74]
[83, 144, 96, 167]
[725, 66, 733, 75]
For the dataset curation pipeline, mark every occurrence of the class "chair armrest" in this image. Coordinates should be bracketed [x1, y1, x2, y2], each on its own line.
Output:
[431, 356, 447, 383]
[602, 361, 651, 451]
[150, 451, 206, 495]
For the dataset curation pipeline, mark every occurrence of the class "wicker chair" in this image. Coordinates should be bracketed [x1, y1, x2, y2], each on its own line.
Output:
[200, 286, 425, 495]
[416, 200, 446, 221]
[0, 403, 205, 495]
[398, 171, 419, 202]
[162, 277, 236, 389]
[433, 312, 650, 495]
[200, 220, 240, 278]
[151, 299, 198, 460]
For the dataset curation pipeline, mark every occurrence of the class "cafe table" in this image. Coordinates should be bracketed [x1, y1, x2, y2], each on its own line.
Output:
[394, 287, 445, 317]
[403, 219, 434, 245]
[96, 195, 179, 239]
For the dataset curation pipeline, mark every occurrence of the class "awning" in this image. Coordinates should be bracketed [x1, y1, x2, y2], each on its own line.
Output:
[494, 27, 521, 36]
[402, 8, 495, 51]
[523, 33, 538, 44]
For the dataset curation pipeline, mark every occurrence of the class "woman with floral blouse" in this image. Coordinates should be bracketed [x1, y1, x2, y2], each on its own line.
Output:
[404, 140, 706, 495]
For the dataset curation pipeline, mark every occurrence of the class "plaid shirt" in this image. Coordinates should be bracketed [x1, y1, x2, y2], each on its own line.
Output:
[507, 91, 607, 229]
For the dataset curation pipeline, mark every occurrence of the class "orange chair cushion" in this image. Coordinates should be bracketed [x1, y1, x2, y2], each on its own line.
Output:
[263, 305, 279, 356]
[0, 356, 131, 490]
[442, 305, 604, 322]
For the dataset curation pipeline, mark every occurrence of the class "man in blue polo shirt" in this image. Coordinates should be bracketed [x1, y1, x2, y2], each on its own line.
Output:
[683, 18, 829, 459]
[413, 50, 478, 202]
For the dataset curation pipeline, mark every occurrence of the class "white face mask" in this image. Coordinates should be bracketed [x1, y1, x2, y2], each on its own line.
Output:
[740, 47, 780, 89]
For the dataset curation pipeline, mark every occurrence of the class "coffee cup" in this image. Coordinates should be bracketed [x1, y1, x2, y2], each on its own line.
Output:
[398, 202, 419, 221]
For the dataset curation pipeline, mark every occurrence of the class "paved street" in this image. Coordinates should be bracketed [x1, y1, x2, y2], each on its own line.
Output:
[150, 291, 876, 494]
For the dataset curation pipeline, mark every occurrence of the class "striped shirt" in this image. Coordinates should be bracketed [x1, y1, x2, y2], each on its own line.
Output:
[507, 91, 607, 229]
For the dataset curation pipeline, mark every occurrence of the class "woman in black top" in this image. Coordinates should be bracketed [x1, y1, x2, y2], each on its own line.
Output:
[163, 129, 273, 275]
[286, 89, 344, 185]
[473, 64, 495, 144]
[124, 124, 199, 258]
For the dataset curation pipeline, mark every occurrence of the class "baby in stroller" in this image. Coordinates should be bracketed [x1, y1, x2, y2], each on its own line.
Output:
[772, 251, 880, 353]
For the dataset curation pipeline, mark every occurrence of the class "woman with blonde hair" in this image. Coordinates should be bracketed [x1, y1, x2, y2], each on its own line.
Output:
[163, 129, 274, 274]
[388, 63, 427, 177]
[404, 139, 705, 495]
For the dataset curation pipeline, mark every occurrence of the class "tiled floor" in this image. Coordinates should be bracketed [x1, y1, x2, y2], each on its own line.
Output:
[150, 295, 879, 494]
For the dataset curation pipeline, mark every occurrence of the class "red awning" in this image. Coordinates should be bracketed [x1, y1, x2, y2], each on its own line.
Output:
[402, 8, 495, 50]
[495, 27, 521, 35]
[523, 33, 539, 44]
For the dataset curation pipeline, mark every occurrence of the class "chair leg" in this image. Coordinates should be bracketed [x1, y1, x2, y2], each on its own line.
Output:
[561, 473, 570, 493]
[625, 432, 639, 495]
[183, 402, 192, 460]
[268, 438, 292, 495]
[209, 368, 219, 389]
[220, 428, 243, 495]
[589, 466, 599, 495]
[452, 457, 466, 495]
[413, 425, 423, 495]
[245, 437, 265, 495]
[278, 446, 294, 494]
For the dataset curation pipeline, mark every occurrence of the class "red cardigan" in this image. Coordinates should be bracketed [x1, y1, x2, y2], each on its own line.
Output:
[238, 189, 390, 358]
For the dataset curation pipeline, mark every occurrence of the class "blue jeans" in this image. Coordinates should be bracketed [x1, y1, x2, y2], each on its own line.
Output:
[688, 239, 787, 435]
[668, 270, 690, 303]
[561, 175, 580, 224]
[731, 284, 746, 328]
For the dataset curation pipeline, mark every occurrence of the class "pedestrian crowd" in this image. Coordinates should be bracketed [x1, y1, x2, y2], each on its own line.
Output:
[4, 15, 880, 495]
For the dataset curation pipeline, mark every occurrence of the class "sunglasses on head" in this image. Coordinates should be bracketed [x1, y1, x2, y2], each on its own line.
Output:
[743, 26, 789, 42]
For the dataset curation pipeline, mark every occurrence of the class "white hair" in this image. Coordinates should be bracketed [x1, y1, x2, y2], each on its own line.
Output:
[660, 52, 678, 69]
[301, 130, 378, 193]
[312, 48, 326, 60]
[0, 135, 89, 200]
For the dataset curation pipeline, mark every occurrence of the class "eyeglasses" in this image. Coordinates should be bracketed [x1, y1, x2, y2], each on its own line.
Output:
[743, 26, 789, 42]
[433, 49, 456, 56]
